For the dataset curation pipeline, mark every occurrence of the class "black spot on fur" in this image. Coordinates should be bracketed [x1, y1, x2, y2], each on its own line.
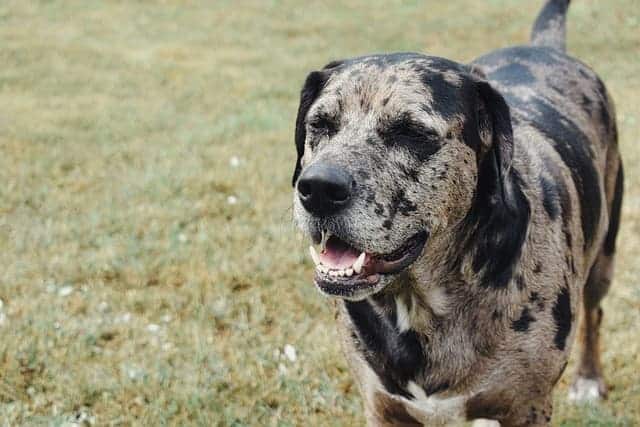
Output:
[420, 72, 459, 120]
[396, 161, 421, 183]
[516, 274, 526, 290]
[529, 97, 599, 249]
[603, 164, 623, 256]
[383, 219, 392, 230]
[346, 300, 425, 399]
[542, 156, 577, 272]
[424, 381, 449, 396]
[540, 175, 560, 220]
[386, 189, 417, 228]
[511, 307, 536, 332]
[533, 262, 542, 274]
[552, 287, 572, 350]
[488, 62, 535, 86]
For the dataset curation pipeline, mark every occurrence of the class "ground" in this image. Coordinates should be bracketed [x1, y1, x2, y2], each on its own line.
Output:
[0, 0, 638, 425]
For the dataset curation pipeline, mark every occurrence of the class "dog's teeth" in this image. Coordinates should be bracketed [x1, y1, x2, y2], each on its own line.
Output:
[309, 246, 321, 266]
[329, 270, 338, 277]
[353, 252, 366, 274]
[345, 268, 354, 277]
[337, 270, 345, 277]
[320, 230, 331, 252]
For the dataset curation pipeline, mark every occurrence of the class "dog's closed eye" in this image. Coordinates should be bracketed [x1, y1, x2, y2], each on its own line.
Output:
[307, 112, 340, 138]
[379, 114, 440, 148]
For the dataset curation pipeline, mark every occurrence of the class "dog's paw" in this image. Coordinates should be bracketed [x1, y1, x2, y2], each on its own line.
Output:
[568, 376, 607, 403]
[472, 419, 500, 427]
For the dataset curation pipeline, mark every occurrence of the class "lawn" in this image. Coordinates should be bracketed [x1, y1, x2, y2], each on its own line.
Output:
[0, 0, 638, 425]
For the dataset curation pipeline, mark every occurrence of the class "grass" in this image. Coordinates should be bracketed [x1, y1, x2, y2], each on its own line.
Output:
[0, 0, 638, 425]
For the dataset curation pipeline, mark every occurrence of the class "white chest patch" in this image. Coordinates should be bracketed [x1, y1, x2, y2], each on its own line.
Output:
[395, 297, 411, 332]
[401, 381, 466, 423]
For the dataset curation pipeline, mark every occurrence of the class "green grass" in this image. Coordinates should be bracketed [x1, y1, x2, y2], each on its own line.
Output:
[0, 0, 638, 425]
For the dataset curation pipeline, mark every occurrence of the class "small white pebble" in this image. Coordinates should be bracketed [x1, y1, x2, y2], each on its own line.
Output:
[0, 312, 6, 326]
[161, 314, 172, 323]
[147, 323, 160, 333]
[120, 312, 132, 323]
[284, 344, 297, 362]
[278, 363, 288, 375]
[0, 298, 4, 310]
[229, 156, 240, 167]
[98, 301, 109, 312]
[58, 286, 74, 297]
[162, 342, 173, 351]
[227, 195, 238, 205]
[178, 233, 187, 243]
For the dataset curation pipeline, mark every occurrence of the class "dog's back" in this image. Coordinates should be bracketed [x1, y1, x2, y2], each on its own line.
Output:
[476, 0, 624, 406]
[473, 0, 621, 268]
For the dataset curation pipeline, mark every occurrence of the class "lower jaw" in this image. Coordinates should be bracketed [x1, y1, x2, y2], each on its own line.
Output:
[314, 274, 392, 301]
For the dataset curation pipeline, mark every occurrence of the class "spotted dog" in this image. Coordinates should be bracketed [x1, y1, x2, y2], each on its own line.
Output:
[291, 0, 623, 425]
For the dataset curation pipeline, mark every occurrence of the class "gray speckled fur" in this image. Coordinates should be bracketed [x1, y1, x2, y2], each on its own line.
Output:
[291, 1, 622, 425]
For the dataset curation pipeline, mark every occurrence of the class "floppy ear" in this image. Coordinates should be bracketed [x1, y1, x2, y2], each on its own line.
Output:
[292, 71, 328, 186]
[467, 78, 531, 288]
[474, 78, 518, 214]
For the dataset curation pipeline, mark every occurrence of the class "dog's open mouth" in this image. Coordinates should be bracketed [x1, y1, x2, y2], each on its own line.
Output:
[308, 231, 428, 297]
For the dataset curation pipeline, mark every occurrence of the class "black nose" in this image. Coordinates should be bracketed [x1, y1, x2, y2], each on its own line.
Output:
[297, 163, 354, 216]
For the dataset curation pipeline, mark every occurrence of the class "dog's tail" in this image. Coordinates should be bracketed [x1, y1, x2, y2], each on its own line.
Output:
[530, 0, 571, 52]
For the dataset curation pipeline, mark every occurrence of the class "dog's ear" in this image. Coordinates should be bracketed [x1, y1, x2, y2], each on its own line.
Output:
[292, 71, 329, 186]
[467, 77, 530, 288]
[474, 78, 518, 214]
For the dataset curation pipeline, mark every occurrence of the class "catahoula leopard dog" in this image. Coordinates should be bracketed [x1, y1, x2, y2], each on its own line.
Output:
[291, 0, 623, 425]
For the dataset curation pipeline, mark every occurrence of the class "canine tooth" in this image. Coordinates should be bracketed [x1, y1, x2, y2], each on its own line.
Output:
[320, 230, 331, 252]
[309, 246, 321, 266]
[338, 270, 345, 277]
[353, 252, 366, 274]
[345, 268, 354, 277]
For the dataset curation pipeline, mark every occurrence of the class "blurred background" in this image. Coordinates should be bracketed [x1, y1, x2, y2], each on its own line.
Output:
[0, 0, 638, 425]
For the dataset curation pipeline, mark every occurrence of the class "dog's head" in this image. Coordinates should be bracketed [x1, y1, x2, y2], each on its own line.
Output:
[292, 53, 517, 300]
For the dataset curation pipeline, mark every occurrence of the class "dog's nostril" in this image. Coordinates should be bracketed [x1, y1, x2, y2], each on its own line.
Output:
[298, 180, 312, 198]
[326, 183, 350, 203]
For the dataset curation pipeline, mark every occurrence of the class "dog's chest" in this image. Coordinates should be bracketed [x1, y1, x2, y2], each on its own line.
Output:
[372, 381, 468, 425]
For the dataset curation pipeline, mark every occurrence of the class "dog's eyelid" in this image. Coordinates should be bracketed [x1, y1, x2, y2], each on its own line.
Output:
[307, 113, 340, 136]
[382, 120, 440, 141]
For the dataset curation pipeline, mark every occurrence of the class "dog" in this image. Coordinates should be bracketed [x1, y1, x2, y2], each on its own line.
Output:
[291, 0, 623, 425]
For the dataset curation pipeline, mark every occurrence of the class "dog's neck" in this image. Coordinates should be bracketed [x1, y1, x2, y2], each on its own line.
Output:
[342, 211, 531, 392]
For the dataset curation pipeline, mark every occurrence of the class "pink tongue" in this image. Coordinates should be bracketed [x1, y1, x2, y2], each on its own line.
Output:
[319, 238, 360, 269]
